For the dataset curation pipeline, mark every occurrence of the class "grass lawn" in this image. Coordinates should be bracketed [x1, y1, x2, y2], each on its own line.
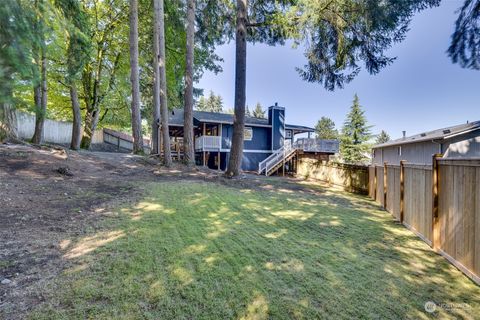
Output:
[34, 180, 480, 319]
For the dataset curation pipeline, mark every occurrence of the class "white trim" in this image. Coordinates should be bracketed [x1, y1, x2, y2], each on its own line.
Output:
[196, 120, 272, 128]
[219, 148, 272, 153]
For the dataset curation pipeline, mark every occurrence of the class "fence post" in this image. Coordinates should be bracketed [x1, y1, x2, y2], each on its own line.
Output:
[383, 161, 387, 209]
[432, 153, 442, 250]
[400, 160, 406, 223]
[373, 165, 377, 201]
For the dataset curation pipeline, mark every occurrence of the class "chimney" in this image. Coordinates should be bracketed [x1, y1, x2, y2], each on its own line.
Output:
[402, 131, 406, 139]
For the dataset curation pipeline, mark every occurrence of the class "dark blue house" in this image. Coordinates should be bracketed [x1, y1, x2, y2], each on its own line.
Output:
[163, 104, 339, 174]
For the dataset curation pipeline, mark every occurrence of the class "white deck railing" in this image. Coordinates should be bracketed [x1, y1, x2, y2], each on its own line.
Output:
[195, 135, 222, 151]
[257, 139, 339, 175]
[295, 138, 339, 153]
[258, 142, 295, 175]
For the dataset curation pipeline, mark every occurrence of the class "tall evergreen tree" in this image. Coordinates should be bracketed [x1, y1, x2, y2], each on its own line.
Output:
[31, 0, 48, 144]
[158, 0, 172, 166]
[196, 91, 223, 112]
[55, 0, 91, 150]
[252, 102, 265, 118]
[375, 130, 391, 144]
[315, 116, 338, 140]
[448, 0, 480, 70]
[226, 0, 292, 177]
[128, 0, 144, 154]
[245, 104, 251, 117]
[340, 94, 372, 163]
[183, 0, 196, 166]
[226, 0, 439, 176]
[152, 0, 162, 154]
[0, 0, 40, 140]
[290, 0, 440, 90]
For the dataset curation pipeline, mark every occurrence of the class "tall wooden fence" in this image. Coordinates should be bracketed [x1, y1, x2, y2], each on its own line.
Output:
[297, 156, 369, 194]
[369, 158, 480, 285]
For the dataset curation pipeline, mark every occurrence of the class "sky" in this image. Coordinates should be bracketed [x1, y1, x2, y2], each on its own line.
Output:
[197, 0, 480, 140]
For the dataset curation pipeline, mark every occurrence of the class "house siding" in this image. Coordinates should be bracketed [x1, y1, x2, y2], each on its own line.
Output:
[443, 129, 480, 158]
[373, 141, 441, 165]
[221, 124, 271, 151]
[373, 129, 480, 165]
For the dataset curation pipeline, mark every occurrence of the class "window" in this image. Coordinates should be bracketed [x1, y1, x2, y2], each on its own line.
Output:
[398, 146, 402, 156]
[244, 127, 253, 141]
[285, 130, 292, 139]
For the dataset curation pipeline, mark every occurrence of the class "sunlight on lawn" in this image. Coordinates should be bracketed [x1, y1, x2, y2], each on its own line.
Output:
[64, 230, 125, 259]
[34, 180, 480, 320]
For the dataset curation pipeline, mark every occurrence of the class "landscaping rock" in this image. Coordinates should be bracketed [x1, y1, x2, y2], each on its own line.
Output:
[1, 278, 12, 285]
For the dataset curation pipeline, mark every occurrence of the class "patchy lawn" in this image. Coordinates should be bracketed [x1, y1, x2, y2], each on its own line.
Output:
[32, 181, 480, 319]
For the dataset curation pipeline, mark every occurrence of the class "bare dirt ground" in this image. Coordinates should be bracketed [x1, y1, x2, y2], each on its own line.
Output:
[0, 143, 234, 319]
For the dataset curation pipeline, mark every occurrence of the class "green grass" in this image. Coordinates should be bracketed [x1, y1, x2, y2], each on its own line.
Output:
[34, 180, 480, 319]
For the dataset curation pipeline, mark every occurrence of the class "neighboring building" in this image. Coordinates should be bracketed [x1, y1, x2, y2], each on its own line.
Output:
[372, 121, 480, 165]
[161, 103, 339, 174]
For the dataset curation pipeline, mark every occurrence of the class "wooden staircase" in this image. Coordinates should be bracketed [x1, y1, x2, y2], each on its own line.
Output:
[258, 143, 297, 176]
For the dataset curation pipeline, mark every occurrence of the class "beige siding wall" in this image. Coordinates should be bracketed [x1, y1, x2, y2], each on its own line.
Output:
[444, 131, 480, 158]
[373, 141, 441, 165]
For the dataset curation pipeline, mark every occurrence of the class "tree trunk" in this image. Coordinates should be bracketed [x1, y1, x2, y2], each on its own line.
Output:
[225, 0, 247, 177]
[0, 103, 18, 142]
[69, 83, 82, 150]
[158, 0, 172, 166]
[129, 0, 144, 154]
[151, 0, 162, 155]
[80, 108, 99, 149]
[183, 0, 196, 166]
[32, 47, 47, 144]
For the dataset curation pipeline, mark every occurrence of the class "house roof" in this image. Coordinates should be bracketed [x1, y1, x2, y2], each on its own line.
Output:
[167, 109, 314, 133]
[373, 120, 480, 149]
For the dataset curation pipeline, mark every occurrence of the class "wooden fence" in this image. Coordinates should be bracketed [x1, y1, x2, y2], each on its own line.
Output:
[369, 157, 480, 285]
[297, 156, 369, 194]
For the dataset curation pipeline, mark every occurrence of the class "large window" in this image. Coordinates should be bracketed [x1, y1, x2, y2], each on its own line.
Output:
[244, 127, 253, 141]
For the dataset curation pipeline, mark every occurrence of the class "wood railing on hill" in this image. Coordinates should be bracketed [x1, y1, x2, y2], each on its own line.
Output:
[369, 157, 480, 285]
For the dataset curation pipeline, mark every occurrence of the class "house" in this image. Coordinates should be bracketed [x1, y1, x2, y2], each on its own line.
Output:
[160, 103, 339, 174]
[372, 120, 480, 165]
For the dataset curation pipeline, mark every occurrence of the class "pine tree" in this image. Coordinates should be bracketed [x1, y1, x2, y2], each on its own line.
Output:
[448, 0, 480, 70]
[252, 102, 265, 118]
[245, 104, 251, 117]
[195, 91, 223, 112]
[315, 117, 338, 139]
[375, 130, 391, 144]
[340, 94, 372, 163]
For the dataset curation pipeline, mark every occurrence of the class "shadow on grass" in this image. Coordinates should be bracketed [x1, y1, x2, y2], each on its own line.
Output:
[34, 180, 480, 319]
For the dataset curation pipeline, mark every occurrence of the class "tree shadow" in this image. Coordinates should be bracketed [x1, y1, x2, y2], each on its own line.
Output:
[39, 179, 480, 319]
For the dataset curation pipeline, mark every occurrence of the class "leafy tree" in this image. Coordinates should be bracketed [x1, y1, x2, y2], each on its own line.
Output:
[375, 130, 391, 144]
[252, 102, 265, 118]
[448, 0, 480, 70]
[340, 94, 372, 164]
[315, 116, 338, 140]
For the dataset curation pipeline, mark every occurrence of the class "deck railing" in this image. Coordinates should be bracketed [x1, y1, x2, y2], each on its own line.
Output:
[295, 138, 339, 153]
[258, 142, 295, 175]
[195, 135, 222, 151]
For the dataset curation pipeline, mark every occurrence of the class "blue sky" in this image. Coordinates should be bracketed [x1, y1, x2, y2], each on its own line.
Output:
[197, 0, 480, 140]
